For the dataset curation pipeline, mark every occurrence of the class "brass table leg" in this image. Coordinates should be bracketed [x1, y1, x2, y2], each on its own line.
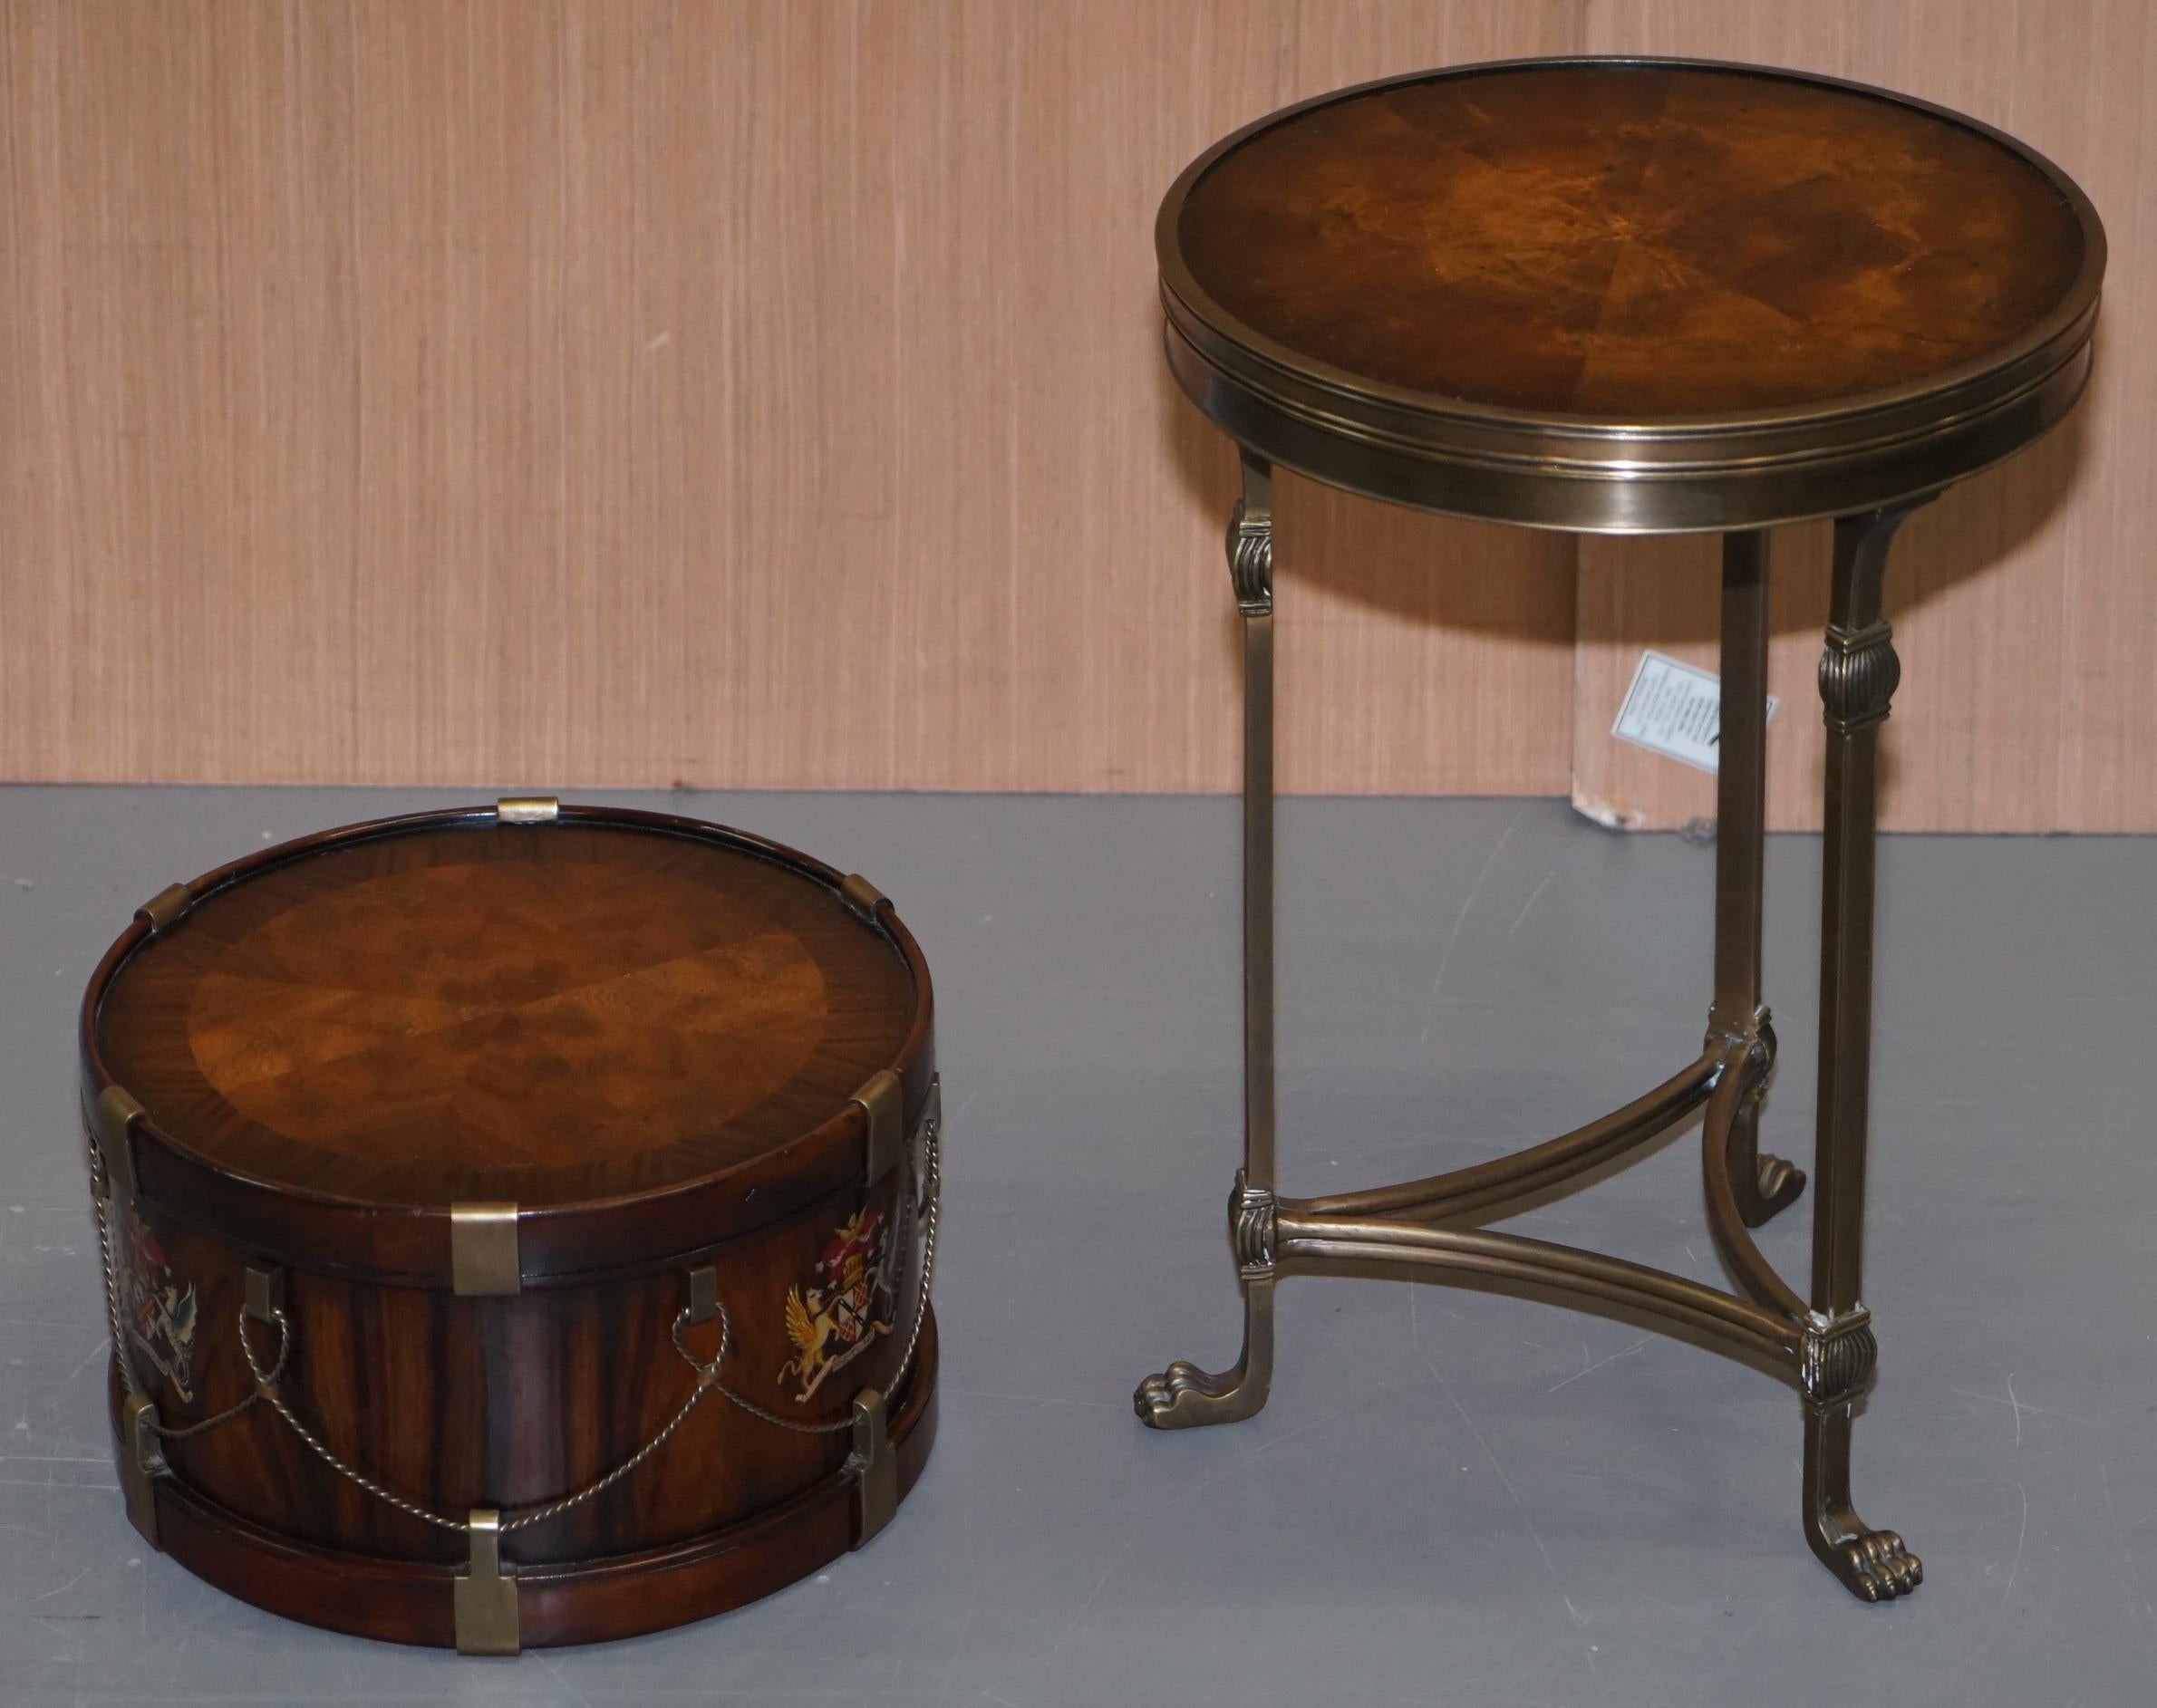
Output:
[1136, 450, 1278, 1429]
[1801, 507, 1923, 1601]
[1133, 496, 1926, 1601]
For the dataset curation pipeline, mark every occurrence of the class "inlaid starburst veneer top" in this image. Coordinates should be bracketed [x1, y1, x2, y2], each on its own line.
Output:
[93, 825, 915, 1208]
[1172, 61, 2089, 420]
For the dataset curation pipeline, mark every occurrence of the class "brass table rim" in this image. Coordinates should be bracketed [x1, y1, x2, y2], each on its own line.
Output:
[1166, 305, 2094, 474]
[1165, 55, 2104, 446]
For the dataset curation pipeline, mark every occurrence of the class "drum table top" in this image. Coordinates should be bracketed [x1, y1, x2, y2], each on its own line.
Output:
[92, 821, 916, 1210]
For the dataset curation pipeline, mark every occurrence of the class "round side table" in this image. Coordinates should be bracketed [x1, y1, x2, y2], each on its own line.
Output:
[1132, 56, 2104, 1603]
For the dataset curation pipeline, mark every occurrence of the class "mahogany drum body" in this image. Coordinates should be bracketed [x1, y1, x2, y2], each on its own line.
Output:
[79, 801, 942, 1652]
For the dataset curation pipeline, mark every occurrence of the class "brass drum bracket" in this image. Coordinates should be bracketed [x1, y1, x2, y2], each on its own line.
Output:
[839, 873, 886, 922]
[119, 1393, 163, 1547]
[847, 1388, 897, 1547]
[134, 883, 193, 934]
[852, 1071, 906, 1184]
[244, 1266, 285, 1327]
[453, 1508, 520, 1656]
[92, 1085, 146, 1202]
[685, 1264, 720, 1326]
[450, 1204, 522, 1297]
[493, 796, 559, 824]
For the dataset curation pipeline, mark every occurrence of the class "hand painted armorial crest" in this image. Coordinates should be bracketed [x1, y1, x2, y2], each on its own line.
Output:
[121, 1208, 198, 1401]
[779, 1207, 896, 1402]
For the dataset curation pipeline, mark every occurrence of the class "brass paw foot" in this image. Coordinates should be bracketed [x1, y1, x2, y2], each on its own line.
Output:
[1133, 1358, 1266, 1430]
[1812, 1520, 1923, 1602]
[1136, 1196, 1275, 1430]
[1742, 1153, 1807, 1227]
[1803, 1399, 1915, 1603]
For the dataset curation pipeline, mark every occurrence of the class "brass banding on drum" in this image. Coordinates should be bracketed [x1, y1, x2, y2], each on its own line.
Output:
[839, 872, 885, 920]
[135, 883, 193, 933]
[454, 1510, 519, 1656]
[850, 1069, 906, 1182]
[450, 1203, 521, 1297]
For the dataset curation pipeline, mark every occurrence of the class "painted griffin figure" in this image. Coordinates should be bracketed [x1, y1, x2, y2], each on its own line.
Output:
[778, 1207, 896, 1403]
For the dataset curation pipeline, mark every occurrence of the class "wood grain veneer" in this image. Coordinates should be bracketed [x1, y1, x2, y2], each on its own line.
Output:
[1178, 62, 2084, 417]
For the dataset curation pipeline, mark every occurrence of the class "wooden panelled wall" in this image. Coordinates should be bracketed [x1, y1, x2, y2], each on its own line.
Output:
[2, 2, 2149, 830]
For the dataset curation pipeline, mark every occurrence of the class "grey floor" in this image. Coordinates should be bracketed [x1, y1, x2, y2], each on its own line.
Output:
[3, 787, 2154, 1707]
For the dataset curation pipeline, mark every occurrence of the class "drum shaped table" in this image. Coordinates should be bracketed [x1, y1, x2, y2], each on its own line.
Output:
[1132, 57, 2104, 1602]
[83, 802, 943, 1650]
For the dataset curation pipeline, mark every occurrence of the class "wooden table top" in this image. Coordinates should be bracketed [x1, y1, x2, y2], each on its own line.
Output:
[1158, 60, 2104, 531]
[93, 820, 916, 1209]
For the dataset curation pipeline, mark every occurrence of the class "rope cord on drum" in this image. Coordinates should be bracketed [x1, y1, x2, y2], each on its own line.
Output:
[89, 1116, 943, 1538]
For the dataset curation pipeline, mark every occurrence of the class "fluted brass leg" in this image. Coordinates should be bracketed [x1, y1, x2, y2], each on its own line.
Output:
[1137, 450, 1278, 1431]
[1801, 506, 1923, 1601]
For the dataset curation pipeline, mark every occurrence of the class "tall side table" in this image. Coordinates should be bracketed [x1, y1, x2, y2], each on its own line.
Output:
[1133, 57, 2104, 1603]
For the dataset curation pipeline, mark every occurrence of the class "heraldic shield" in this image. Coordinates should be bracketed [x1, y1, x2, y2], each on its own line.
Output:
[779, 1206, 898, 1403]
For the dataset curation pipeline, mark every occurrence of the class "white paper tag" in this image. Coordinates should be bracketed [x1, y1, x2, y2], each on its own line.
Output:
[1611, 651, 1775, 775]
